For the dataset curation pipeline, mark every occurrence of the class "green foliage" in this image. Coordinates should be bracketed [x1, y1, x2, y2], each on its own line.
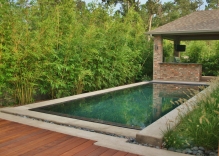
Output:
[180, 41, 219, 76]
[163, 78, 219, 149]
[0, 1, 152, 105]
[202, 41, 219, 76]
[149, 0, 203, 28]
[205, 0, 219, 10]
[180, 41, 204, 63]
[163, 40, 174, 58]
[163, 126, 191, 149]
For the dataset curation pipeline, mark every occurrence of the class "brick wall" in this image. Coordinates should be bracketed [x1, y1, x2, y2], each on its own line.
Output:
[158, 63, 202, 82]
[153, 35, 202, 82]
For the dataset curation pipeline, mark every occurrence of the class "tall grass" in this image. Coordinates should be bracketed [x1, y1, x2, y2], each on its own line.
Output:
[163, 78, 219, 149]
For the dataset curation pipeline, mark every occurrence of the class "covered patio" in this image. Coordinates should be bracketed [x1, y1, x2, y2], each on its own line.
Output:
[147, 9, 219, 82]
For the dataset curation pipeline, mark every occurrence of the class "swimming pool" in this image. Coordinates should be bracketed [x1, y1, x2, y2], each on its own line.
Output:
[31, 83, 204, 130]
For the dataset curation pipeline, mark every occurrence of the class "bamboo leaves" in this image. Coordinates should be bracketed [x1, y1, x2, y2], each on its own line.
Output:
[0, 1, 152, 105]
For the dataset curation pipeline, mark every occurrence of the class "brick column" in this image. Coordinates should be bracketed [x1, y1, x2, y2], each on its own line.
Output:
[153, 35, 163, 80]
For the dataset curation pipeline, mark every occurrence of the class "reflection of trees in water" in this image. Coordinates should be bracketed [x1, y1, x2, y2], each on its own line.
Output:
[152, 83, 204, 122]
[39, 83, 204, 129]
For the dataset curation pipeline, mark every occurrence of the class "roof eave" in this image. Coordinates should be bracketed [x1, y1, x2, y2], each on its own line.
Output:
[146, 29, 219, 35]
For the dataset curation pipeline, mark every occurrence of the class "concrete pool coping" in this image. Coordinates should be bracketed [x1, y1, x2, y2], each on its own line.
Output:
[0, 81, 151, 138]
[0, 80, 209, 147]
[136, 80, 210, 146]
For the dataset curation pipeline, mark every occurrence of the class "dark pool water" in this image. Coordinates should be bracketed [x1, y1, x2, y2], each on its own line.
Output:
[31, 83, 204, 129]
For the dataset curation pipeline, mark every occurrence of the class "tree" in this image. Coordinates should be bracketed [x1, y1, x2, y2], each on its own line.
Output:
[101, 0, 140, 15]
[145, 0, 161, 33]
[205, 0, 219, 10]
[155, 0, 203, 27]
[159, 2, 180, 25]
[173, 0, 203, 16]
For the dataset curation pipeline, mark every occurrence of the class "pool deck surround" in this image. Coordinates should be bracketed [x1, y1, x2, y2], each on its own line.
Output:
[0, 118, 139, 156]
[0, 112, 189, 156]
[1, 81, 151, 138]
[0, 80, 208, 149]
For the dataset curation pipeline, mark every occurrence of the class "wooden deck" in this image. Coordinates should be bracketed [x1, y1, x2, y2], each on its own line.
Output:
[0, 119, 139, 156]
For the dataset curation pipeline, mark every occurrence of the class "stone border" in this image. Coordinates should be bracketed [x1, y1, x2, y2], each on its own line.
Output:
[136, 80, 209, 146]
[0, 80, 209, 147]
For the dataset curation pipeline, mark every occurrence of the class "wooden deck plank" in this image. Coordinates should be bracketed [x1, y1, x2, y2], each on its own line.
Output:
[60, 140, 95, 156]
[126, 153, 140, 156]
[0, 119, 139, 156]
[0, 127, 40, 143]
[0, 120, 21, 125]
[0, 126, 40, 141]
[0, 119, 7, 122]
[3, 131, 67, 156]
[0, 130, 52, 155]
[45, 138, 89, 156]
[0, 120, 12, 126]
[100, 149, 118, 156]
[33, 136, 81, 156]
[0, 129, 46, 149]
[0, 119, 6, 121]
[20, 136, 84, 156]
[113, 151, 129, 156]
[0, 124, 34, 137]
[86, 146, 109, 156]
[11, 134, 71, 156]
[0, 122, 21, 130]
[73, 145, 100, 156]
[0, 123, 26, 133]
[0, 122, 36, 132]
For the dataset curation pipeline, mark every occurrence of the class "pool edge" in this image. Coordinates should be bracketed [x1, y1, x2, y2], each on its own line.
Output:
[0, 80, 210, 147]
[136, 81, 211, 146]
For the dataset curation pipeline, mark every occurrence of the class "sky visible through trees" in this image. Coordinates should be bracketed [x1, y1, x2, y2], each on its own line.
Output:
[84, 0, 207, 10]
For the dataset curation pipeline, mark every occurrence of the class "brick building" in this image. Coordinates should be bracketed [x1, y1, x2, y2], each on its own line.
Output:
[147, 9, 219, 82]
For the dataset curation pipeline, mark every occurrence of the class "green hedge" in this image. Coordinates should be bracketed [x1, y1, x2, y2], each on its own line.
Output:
[0, 1, 152, 105]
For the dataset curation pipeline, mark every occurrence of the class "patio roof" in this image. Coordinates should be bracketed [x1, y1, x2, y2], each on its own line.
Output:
[147, 9, 219, 40]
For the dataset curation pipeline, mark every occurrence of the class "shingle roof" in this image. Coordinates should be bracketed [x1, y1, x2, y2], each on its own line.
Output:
[147, 10, 219, 35]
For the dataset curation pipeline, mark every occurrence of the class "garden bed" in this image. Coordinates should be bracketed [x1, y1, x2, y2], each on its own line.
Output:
[162, 78, 219, 155]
